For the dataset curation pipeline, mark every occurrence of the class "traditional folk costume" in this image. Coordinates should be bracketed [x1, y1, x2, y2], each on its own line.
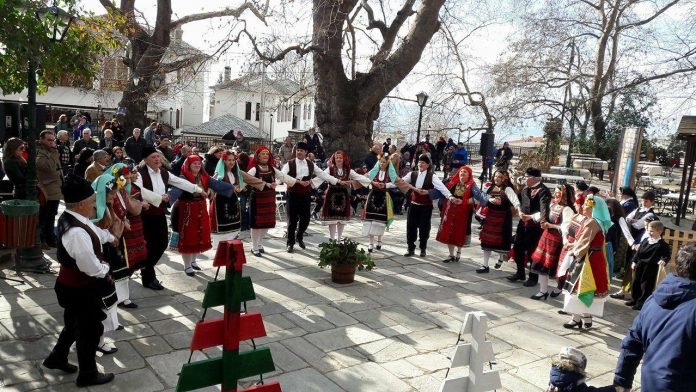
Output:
[402, 154, 452, 257]
[361, 159, 399, 251]
[44, 175, 117, 387]
[478, 172, 520, 272]
[529, 184, 576, 298]
[436, 166, 488, 263]
[247, 146, 297, 256]
[620, 192, 657, 295]
[313, 151, 371, 242]
[134, 146, 203, 290]
[169, 155, 234, 276]
[508, 167, 552, 286]
[281, 142, 339, 253]
[629, 236, 670, 309]
[558, 195, 612, 329]
[210, 152, 244, 235]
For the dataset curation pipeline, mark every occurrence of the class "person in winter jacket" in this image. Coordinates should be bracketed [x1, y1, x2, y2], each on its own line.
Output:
[545, 347, 616, 392]
[613, 242, 696, 392]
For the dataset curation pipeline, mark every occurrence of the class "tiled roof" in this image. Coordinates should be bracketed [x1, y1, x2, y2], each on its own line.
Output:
[181, 113, 267, 139]
[211, 76, 312, 97]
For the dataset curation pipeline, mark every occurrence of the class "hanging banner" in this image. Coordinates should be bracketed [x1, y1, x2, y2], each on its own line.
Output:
[612, 127, 644, 193]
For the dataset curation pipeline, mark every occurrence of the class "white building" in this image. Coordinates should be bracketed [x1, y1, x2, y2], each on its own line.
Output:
[209, 69, 315, 142]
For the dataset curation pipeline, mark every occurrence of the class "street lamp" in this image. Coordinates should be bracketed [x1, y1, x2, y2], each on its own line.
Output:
[565, 98, 581, 168]
[414, 92, 428, 165]
[132, 75, 140, 86]
[19, 1, 74, 272]
[169, 107, 173, 128]
[269, 113, 274, 145]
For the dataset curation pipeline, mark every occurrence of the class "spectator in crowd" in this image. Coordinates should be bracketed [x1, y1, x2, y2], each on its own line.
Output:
[73, 148, 94, 179]
[363, 144, 380, 169]
[171, 145, 192, 176]
[155, 123, 167, 140]
[54, 114, 71, 132]
[203, 146, 224, 176]
[111, 118, 124, 141]
[111, 146, 125, 164]
[72, 129, 98, 158]
[36, 131, 63, 248]
[423, 135, 436, 158]
[435, 136, 447, 171]
[69, 110, 82, 134]
[495, 141, 514, 170]
[382, 137, 392, 154]
[481, 145, 496, 182]
[232, 130, 250, 153]
[100, 121, 112, 141]
[278, 137, 295, 165]
[85, 150, 109, 182]
[73, 115, 91, 141]
[157, 137, 176, 163]
[124, 128, 146, 163]
[451, 142, 468, 171]
[304, 127, 323, 155]
[614, 243, 696, 392]
[99, 129, 119, 150]
[143, 122, 159, 146]
[2, 138, 28, 198]
[56, 130, 73, 177]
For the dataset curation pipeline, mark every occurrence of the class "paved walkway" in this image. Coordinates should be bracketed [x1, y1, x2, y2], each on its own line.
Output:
[0, 209, 641, 392]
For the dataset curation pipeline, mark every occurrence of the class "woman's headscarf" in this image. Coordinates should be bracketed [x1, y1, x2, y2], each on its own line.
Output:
[181, 155, 210, 189]
[367, 155, 398, 182]
[327, 150, 351, 178]
[586, 195, 613, 234]
[247, 146, 275, 171]
[446, 165, 474, 203]
[91, 171, 117, 222]
[109, 162, 132, 194]
[214, 151, 245, 190]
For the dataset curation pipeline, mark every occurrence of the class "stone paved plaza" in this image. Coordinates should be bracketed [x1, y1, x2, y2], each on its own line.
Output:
[0, 209, 642, 392]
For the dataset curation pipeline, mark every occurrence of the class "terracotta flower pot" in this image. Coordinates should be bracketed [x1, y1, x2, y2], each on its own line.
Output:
[331, 262, 357, 284]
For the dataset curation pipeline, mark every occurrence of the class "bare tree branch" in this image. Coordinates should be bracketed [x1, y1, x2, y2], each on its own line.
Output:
[171, 2, 267, 29]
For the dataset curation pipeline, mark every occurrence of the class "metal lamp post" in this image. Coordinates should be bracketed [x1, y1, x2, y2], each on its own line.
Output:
[169, 107, 173, 128]
[414, 92, 428, 166]
[269, 113, 274, 145]
[17, 1, 74, 272]
[565, 99, 580, 168]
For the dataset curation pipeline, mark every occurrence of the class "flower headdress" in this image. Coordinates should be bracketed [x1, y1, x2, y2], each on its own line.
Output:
[111, 164, 132, 191]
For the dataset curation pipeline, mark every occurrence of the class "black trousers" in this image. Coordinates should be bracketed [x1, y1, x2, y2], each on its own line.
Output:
[513, 221, 542, 279]
[286, 191, 311, 245]
[48, 297, 105, 378]
[407, 204, 433, 251]
[39, 200, 60, 243]
[631, 261, 659, 305]
[141, 213, 168, 284]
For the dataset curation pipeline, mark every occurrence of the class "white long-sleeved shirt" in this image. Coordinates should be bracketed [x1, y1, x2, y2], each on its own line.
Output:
[312, 167, 372, 189]
[135, 165, 202, 206]
[401, 170, 452, 198]
[61, 210, 113, 278]
[281, 158, 339, 187]
[625, 207, 656, 230]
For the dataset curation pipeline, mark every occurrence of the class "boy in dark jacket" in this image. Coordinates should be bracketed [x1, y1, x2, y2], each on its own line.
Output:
[626, 220, 670, 310]
[614, 243, 696, 392]
[546, 347, 616, 392]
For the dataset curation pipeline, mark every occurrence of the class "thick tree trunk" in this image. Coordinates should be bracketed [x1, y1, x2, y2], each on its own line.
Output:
[590, 97, 606, 143]
[117, 82, 149, 135]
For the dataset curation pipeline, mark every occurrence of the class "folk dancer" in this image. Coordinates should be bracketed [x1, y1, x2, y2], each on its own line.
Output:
[169, 155, 234, 276]
[362, 154, 399, 252]
[134, 146, 204, 290]
[281, 142, 345, 253]
[507, 167, 552, 286]
[313, 150, 371, 241]
[43, 174, 120, 387]
[402, 154, 453, 257]
[210, 151, 244, 236]
[119, 161, 148, 308]
[626, 220, 671, 310]
[529, 184, 576, 299]
[557, 194, 612, 329]
[477, 170, 520, 272]
[436, 165, 490, 263]
[247, 146, 297, 256]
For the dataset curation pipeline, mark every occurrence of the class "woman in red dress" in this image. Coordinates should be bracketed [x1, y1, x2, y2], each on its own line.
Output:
[171, 155, 234, 276]
[436, 166, 489, 263]
[529, 184, 576, 299]
[477, 169, 520, 272]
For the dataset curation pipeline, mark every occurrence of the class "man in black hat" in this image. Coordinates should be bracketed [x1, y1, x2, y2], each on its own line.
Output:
[134, 146, 204, 290]
[43, 174, 122, 387]
[401, 154, 454, 257]
[508, 167, 552, 285]
[281, 141, 345, 252]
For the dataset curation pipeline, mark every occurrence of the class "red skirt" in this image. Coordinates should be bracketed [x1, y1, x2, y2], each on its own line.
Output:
[123, 214, 147, 269]
[177, 198, 212, 254]
[479, 207, 512, 251]
[531, 229, 563, 274]
[249, 188, 276, 229]
[436, 200, 473, 247]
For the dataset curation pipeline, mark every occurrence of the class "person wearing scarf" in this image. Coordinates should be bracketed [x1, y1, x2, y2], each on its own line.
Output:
[529, 184, 577, 298]
[559, 194, 612, 329]
[546, 347, 616, 392]
[478, 169, 521, 272]
[401, 154, 453, 258]
[436, 165, 490, 263]
[362, 154, 400, 251]
[118, 160, 148, 301]
[312, 150, 371, 242]
[167, 155, 234, 276]
[246, 146, 297, 256]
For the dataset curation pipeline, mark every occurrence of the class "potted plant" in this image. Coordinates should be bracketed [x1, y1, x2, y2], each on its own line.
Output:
[318, 238, 375, 284]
